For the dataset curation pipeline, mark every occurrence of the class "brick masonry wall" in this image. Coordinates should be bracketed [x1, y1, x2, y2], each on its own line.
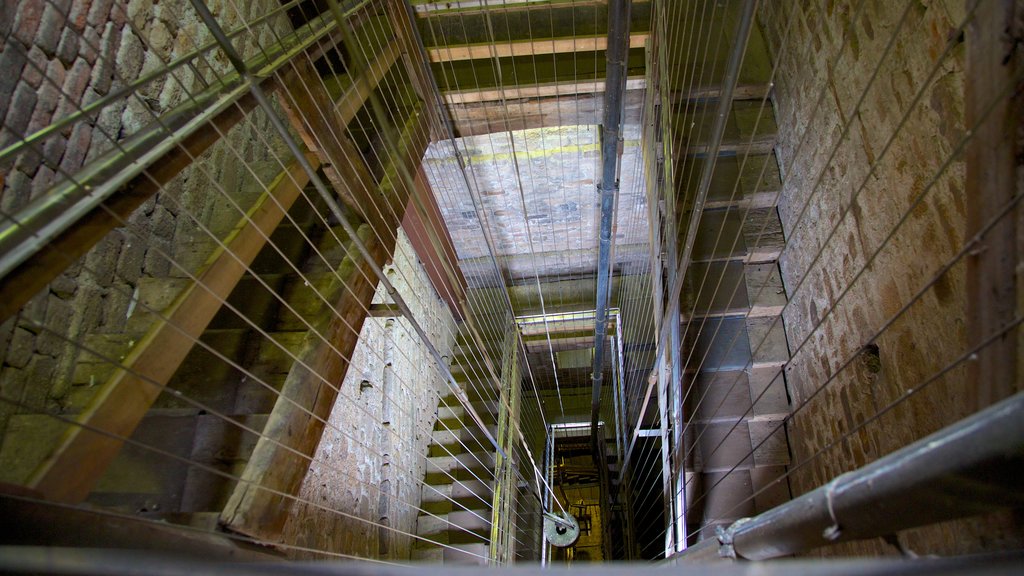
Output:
[0, 0, 291, 444]
[759, 0, 1023, 556]
[280, 230, 456, 561]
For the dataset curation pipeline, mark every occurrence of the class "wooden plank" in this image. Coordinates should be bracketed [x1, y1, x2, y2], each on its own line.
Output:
[402, 167, 467, 319]
[334, 39, 403, 129]
[448, 89, 644, 136]
[26, 157, 319, 503]
[219, 110, 430, 542]
[427, 32, 649, 62]
[965, 0, 1021, 408]
[443, 77, 647, 105]
[0, 493, 280, 560]
[278, 57, 378, 222]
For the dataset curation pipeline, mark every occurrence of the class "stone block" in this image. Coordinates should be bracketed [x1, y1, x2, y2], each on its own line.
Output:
[35, 4, 65, 56]
[5, 82, 38, 138]
[56, 26, 79, 65]
[34, 294, 72, 356]
[5, 327, 35, 369]
[0, 170, 31, 214]
[12, 0, 44, 47]
[89, 21, 120, 95]
[0, 413, 67, 485]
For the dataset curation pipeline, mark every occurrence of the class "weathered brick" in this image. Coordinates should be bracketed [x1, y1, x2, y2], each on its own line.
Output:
[20, 45, 46, 89]
[79, 24, 100, 64]
[35, 4, 66, 56]
[61, 57, 92, 107]
[21, 353, 56, 409]
[0, 169, 32, 213]
[67, 0, 92, 32]
[114, 28, 143, 82]
[55, 27, 79, 65]
[35, 294, 72, 357]
[29, 164, 55, 199]
[116, 236, 146, 285]
[86, 0, 115, 28]
[0, 44, 27, 112]
[5, 82, 38, 139]
[151, 203, 175, 240]
[50, 273, 78, 299]
[41, 132, 67, 169]
[12, 0, 44, 47]
[89, 22, 120, 95]
[5, 327, 35, 369]
[57, 121, 91, 175]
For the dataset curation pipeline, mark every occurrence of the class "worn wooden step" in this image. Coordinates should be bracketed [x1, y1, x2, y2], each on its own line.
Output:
[420, 479, 493, 514]
[424, 451, 495, 482]
[435, 401, 498, 429]
[416, 509, 492, 542]
[429, 425, 497, 456]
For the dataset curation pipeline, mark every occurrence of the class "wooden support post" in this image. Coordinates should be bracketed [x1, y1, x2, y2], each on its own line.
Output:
[965, 0, 1021, 408]
[27, 157, 319, 502]
[219, 109, 430, 542]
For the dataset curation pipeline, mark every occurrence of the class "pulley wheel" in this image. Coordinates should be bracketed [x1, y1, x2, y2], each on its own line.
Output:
[543, 511, 580, 548]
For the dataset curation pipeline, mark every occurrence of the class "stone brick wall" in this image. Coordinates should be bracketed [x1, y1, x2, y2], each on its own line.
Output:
[280, 230, 456, 561]
[759, 0, 1023, 555]
[0, 0, 292, 443]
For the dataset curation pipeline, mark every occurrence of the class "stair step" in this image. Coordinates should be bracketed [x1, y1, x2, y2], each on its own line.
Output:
[420, 479, 494, 512]
[435, 401, 498, 428]
[423, 452, 495, 486]
[444, 543, 491, 565]
[429, 425, 497, 456]
[416, 509, 491, 541]
[410, 543, 491, 565]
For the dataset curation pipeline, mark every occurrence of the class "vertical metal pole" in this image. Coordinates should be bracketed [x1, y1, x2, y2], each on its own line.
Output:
[591, 0, 633, 448]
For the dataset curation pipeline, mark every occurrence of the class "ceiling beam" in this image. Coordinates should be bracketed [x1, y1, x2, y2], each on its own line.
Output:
[427, 32, 649, 62]
[414, 0, 650, 16]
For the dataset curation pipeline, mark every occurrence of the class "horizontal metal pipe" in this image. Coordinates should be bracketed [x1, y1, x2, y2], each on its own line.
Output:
[716, 391, 1024, 561]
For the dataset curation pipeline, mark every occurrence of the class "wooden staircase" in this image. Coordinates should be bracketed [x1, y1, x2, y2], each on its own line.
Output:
[412, 335, 500, 565]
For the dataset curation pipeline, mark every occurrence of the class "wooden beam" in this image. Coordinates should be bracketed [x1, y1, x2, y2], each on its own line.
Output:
[334, 39, 403, 128]
[427, 32, 649, 62]
[27, 157, 319, 503]
[0, 493, 280, 560]
[414, 0, 649, 15]
[443, 77, 647, 105]
[672, 83, 771, 103]
[0, 20, 349, 324]
[219, 109, 430, 542]
[965, 0, 1021, 408]
[447, 88, 644, 136]
[402, 167, 467, 319]
[278, 57, 379, 222]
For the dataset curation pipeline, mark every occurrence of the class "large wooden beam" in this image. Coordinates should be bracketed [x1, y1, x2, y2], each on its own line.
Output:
[219, 109, 430, 542]
[0, 493, 280, 561]
[965, 0, 1021, 408]
[427, 32, 649, 62]
[443, 77, 646, 105]
[402, 167, 467, 319]
[447, 87, 645, 136]
[278, 57, 379, 223]
[0, 18, 353, 324]
[27, 157, 319, 502]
